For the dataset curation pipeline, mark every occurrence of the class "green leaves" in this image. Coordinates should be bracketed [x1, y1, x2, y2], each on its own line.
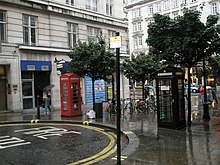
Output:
[122, 53, 161, 82]
[68, 39, 115, 80]
[146, 9, 220, 68]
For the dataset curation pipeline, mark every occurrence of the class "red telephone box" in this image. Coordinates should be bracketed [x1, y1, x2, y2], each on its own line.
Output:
[60, 73, 82, 117]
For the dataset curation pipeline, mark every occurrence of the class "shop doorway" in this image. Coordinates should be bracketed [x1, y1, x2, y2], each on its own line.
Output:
[22, 71, 50, 110]
[0, 66, 7, 111]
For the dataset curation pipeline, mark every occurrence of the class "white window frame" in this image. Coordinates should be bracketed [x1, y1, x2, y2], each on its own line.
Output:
[134, 36, 143, 49]
[173, 0, 178, 8]
[67, 23, 78, 48]
[22, 14, 37, 46]
[149, 5, 153, 15]
[66, 0, 74, 5]
[132, 8, 141, 18]
[156, 3, 161, 12]
[106, 0, 113, 16]
[87, 26, 101, 42]
[164, 0, 170, 10]
[137, 22, 142, 31]
[0, 10, 6, 42]
[212, 3, 218, 15]
[86, 0, 97, 11]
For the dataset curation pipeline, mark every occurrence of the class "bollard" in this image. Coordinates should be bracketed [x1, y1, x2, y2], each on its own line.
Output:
[36, 95, 40, 119]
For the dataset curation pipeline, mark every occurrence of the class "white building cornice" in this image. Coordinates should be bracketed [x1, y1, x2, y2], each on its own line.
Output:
[19, 45, 70, 53]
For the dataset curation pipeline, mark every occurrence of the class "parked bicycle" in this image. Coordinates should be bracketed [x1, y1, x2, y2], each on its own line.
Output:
[105, 99, 117, 115]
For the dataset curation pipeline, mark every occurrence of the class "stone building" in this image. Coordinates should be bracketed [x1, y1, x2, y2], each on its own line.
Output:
[0, 0, 129, 112]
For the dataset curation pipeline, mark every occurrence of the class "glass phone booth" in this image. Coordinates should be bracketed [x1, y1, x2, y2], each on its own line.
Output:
[60, 73, 82, 117]
[156, 67, 186, 129]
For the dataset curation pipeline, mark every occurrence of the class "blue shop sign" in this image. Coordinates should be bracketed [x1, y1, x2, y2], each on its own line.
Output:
[21, 60, 52, 71]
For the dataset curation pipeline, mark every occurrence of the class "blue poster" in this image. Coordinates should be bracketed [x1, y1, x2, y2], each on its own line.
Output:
[85, 76, 106, 104]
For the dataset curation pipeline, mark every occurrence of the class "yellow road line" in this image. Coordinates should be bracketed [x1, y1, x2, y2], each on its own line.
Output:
[0, 123, 117, 164]
[69, 130, 116, 165]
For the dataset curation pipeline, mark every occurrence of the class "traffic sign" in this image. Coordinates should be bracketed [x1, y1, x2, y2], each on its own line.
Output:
[110, 36, 122, 48]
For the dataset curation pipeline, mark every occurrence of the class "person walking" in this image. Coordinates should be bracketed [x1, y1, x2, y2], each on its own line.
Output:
[43, 90, 50, 114]
[199, 85, 204, 105]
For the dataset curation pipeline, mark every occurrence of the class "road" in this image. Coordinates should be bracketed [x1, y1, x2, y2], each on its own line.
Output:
[0, 122, 127, 165]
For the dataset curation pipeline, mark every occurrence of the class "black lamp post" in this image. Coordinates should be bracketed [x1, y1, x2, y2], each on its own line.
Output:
[202, 57, 210, 120]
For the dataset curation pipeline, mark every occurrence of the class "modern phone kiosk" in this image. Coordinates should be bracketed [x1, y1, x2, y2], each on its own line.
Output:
[60, 73, 82, 117]
[156, 67, 186, 129]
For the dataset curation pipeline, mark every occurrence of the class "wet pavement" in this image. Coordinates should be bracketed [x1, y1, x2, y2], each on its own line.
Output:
[1, 93, 220, 164]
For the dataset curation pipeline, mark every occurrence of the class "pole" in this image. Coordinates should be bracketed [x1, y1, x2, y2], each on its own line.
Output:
[37, 95, 40, 119]
[116, 32, 121, 165]
[202, 57, 210, 119]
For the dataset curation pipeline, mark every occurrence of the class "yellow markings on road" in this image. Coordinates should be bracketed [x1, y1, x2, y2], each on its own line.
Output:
[123, 131, 134, 135]
[82, 121, 89, 125]
[0, 122, 118, 164]
[69, 129, 117, 165]
[30, 120, 39, 123]
[111, 155, 128, 161]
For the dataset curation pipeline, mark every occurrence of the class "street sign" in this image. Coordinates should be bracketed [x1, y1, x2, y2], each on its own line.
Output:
[110, 36, 122, 48]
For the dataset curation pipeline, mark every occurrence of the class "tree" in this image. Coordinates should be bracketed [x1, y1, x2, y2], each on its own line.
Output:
[146, 9, 220, 123]
[68, 39, 115, 110]
[123, 52, 161, 99]
[208, 54, 220, 86]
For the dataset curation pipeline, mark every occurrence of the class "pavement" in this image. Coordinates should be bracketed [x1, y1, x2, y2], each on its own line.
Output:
[1, 94, 220, 164]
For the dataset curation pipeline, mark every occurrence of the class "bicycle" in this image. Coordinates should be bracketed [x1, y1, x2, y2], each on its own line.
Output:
[145, 96, 157, 112]
[135, 99, 147, 113]
[105, 99, 117, 115]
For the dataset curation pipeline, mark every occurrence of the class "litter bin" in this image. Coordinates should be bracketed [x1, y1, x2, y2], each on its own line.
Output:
[94, 102, 103, 118]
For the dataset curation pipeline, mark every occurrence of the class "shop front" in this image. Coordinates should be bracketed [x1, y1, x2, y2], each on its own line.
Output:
[21, 60, 51, 110]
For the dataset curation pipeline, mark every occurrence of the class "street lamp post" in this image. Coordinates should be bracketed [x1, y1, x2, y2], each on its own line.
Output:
[202, 57, 210, 120]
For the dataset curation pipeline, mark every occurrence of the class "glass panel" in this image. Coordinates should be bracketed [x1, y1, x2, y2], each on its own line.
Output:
[21, 72, 32, 79]
[0, 11, 4, 22]
[178, 79, 185, 121]
[31, 28, 36, 45]
[158, 79, 173, 122]
[72, 83, 79, 111]
[22, 15, 29, 26]
[0, 24, 4, 41]
[62, 83, 68, 111]
[30, 16, 36, 27]
[22, 82, 33, 96]
[23, 27, 29, 45]
[23, 98, 33, 109]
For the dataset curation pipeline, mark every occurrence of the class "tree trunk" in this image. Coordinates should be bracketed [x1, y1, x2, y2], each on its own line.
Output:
[92, 77, 95, 110]
[142, 80, 145, 99]
[187, 66, 192, 123]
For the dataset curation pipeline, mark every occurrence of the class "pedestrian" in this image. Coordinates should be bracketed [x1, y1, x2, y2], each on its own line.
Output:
[199, 85, 204, 104]
[212, 89, 218, 105]
[207, 88, 214, 106]
[43, 90, 51, 114]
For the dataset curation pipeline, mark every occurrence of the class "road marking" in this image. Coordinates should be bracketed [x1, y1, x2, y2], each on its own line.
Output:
[123, 131, 134, 135]
[30, 120, 39, 123]
[111, 155, 128, 161]
[83, 121, 89, 125]
[69, 128, 117, 165]
[0, 123, 117, 164]
[0, 136, 31, 149]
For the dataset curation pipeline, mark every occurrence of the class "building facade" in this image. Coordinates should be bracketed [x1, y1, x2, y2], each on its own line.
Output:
[0, 0, 129, 112]
[124, 0, 220, 86]
[125, 0, 219, 54]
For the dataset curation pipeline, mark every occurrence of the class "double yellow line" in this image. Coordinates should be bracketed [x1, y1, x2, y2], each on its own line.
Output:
[69, 125, 117, 165]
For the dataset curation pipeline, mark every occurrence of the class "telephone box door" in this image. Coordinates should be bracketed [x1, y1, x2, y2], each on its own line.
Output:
[60, 73, 82, 117]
